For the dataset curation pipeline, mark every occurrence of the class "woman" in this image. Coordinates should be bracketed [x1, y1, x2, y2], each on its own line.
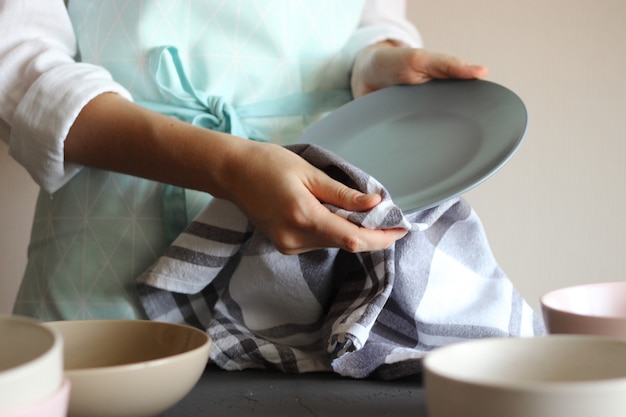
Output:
[0, 0, 487, 320]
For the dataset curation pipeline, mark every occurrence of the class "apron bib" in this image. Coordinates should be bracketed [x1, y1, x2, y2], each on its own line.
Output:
[14, 0, 364, 320]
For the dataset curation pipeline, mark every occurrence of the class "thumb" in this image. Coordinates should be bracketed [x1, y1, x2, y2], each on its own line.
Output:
[311, 173, 382, 212]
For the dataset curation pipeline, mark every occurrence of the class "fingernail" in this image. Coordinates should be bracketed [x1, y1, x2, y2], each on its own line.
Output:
[356, 193, 377, 204]
[355, 194, 368, 203]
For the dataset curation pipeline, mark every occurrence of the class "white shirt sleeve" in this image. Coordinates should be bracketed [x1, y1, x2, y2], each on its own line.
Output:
[342, 0, 424, 65]
[0, 0, 132, 193]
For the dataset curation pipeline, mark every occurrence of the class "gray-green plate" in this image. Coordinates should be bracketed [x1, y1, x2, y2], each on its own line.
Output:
[299, 79, 528, 213]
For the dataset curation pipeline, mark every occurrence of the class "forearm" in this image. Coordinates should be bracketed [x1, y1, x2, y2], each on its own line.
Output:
[64, 93, 243, 198]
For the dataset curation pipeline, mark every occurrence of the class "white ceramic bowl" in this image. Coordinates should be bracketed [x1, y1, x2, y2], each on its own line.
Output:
[423, 336, 626, 417]
[541, 281, 626, 337]
[45, 320, 211, 417]
[0, 315, 64, 411]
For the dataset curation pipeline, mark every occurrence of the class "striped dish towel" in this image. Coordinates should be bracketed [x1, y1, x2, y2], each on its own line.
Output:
[137, 143, 544, 379]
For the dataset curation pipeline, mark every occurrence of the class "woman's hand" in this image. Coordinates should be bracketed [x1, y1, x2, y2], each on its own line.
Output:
[351, 41, 489, 98]
[216, 140, 408, 255]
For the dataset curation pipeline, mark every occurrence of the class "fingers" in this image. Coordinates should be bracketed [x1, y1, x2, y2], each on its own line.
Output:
[467, 64, 489, 79]
[442, 62, 489, 79]
[309, 172, 382, 212]
[290, 174, 408, 253]
[317, 213, 408, 253]
[265, 171, 407, 254]
[415, 50, 489, 81]
[277, 209, 408, 255]
[441, 60, 489, 80]
[352, 46, 490, 98]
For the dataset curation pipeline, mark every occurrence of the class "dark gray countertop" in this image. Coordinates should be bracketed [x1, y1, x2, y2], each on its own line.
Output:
[162, 366, 428, 416]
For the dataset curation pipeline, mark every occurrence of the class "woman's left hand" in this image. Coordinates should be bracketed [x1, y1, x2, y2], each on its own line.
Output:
[351, 41, 489, 98]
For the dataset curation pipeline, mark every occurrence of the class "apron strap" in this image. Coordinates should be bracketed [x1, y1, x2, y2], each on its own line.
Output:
[137, 45, 352, 243]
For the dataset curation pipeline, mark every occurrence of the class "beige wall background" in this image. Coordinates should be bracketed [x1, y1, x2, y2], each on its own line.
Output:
[1, 0, 625, 314]
[1, 142, 38, 314]
[408, 0, 626, 311]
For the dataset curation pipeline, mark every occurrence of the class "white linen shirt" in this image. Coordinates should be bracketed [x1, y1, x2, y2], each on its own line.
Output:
[0, 0, 421, 193]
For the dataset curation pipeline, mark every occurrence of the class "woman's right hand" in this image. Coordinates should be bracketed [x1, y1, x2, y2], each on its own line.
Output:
[214, 140, 407, 255]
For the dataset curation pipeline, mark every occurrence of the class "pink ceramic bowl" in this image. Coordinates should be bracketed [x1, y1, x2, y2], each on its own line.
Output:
[0, 378, 70, 417]
[541, 281, 626, 338]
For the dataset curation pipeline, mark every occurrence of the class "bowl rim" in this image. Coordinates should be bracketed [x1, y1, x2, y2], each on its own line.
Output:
[423, 335, 626, 391]
[0, 314, 63, 377]
[540, 281, 626, 319]
[0, 315, 65, 411]
[44, 319, 211, 375]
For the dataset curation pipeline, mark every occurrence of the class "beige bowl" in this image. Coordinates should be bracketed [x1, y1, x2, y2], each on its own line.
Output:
[541, 281, 626, 337]
[423, 336, 626, 417]
[45, 320, 210, 417]
[0, 315, 64, 410]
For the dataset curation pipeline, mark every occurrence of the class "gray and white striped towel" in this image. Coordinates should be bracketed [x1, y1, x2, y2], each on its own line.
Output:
[137, 143, 544, 379]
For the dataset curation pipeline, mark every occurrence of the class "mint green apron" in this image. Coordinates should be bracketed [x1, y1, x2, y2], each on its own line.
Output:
[14, 0, 364, 320]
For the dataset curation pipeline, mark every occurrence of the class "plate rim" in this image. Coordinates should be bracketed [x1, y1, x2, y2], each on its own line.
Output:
[299, 79, 528, 213]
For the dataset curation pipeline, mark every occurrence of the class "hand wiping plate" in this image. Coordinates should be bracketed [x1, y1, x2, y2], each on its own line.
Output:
[299, 79, 527, 213]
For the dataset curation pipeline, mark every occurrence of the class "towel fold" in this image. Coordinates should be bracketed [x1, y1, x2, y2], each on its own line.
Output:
[137, 143, 544, 379]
